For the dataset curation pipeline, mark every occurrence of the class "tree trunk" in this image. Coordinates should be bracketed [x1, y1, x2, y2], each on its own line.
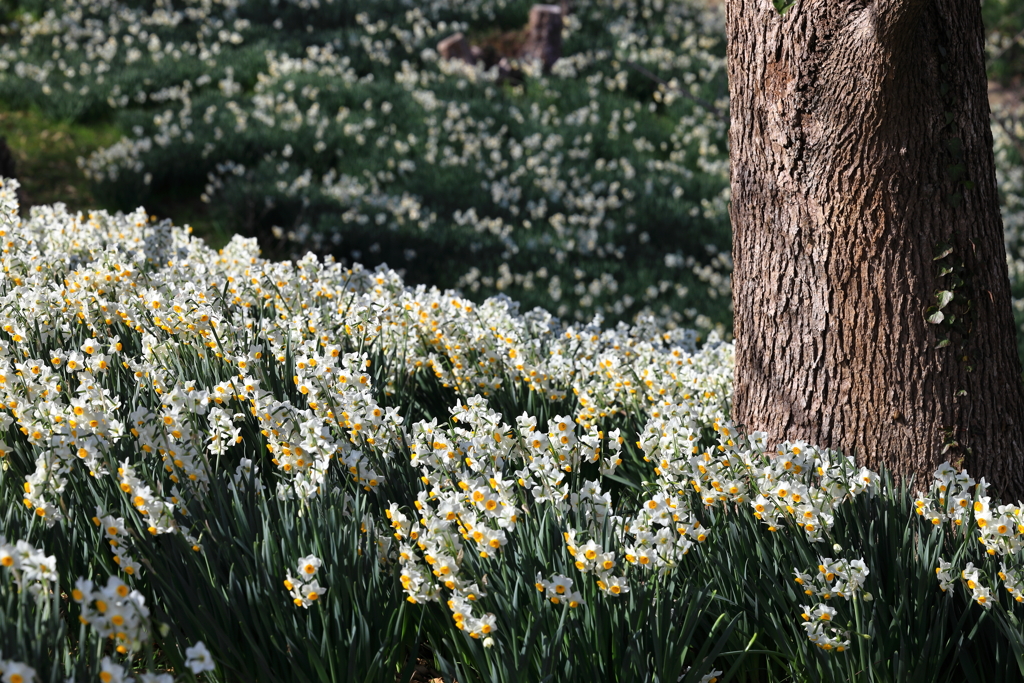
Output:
[727, 0, 1024, 501]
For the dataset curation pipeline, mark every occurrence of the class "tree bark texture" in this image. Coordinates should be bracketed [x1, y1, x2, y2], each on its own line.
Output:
[727, 0, 1024, 501]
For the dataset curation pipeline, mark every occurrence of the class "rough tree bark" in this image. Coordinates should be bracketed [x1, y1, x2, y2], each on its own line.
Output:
[727, 0, 1024, 501]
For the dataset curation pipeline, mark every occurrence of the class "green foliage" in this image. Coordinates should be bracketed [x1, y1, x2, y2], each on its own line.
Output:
[135, 476, 417, 683]
[771, 0, 796, 15]
[0, 103, 122, 216]
[985, 0, 1024, 85]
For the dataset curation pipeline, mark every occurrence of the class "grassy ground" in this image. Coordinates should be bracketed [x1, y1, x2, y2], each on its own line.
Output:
[0, 103, 232, 249]
[0, 104, 119, 215]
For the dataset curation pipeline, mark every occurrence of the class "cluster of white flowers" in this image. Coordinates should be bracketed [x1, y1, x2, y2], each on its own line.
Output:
[562, 527, 630, 597]
[93, 641, 213, 683]
[793, 556, 870, 651]
[744, 440, 878, 541]
[635, 413, 878, 546]
[0, 174, 720, 552]
[796, 602, 852, 653]
[914, 462, 979, 527]
[919, 463, 1024, 610]
[0, 536, 56, 596]
[937, 555, 1023, 612]
[975, 489, 1024, 558]
[952, 561, 995, 609]
[622, 489, 706, 572]
[97, 656, 173, 683]
[534, 572, 584, 607]
[71, 575, 151, 653]
[393, 398, 518, 634]
[90, 509, 141, 578]
[0, 178, 898, 658]
[284, 554, 328, 608]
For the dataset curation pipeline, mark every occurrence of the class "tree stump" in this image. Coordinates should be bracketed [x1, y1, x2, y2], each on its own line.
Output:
[437, 32, 477, 65]
[520, 4, 562, 73]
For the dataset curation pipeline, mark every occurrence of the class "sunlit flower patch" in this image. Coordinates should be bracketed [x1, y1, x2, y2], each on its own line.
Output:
[0, 177, 1022, 679]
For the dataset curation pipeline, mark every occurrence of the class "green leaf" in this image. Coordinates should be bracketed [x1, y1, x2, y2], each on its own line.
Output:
[933, 243, 953, 260]
[935, 290, 954, 309]
[925, 307, 944, 324]
[936, 338, 950, 349]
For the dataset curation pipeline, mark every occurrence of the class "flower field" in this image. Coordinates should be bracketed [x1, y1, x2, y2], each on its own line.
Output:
[0, 178, 1022, 682]
[0, 0, 734, 331]
[2, 0, 1024, 681]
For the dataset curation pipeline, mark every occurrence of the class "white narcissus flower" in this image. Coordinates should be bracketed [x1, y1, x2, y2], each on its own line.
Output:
[297, 554, 322, 577]
[138, 674, 175, 683]
[973, 586, 993, 609]
[185, 640, 216, 674]
[98, 656, 127, 683]
[0, 660, 38, 683]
